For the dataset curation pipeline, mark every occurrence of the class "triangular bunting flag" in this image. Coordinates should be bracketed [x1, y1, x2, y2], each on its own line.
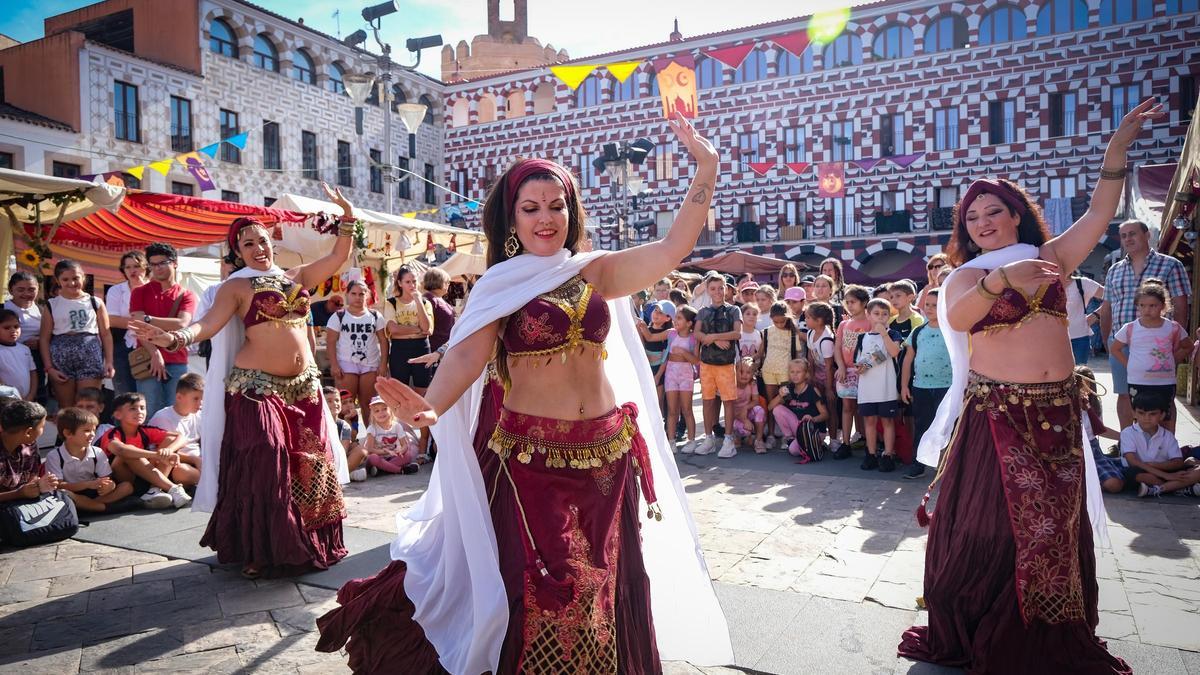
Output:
[126, 166, 146, 180]
[850, 158, 883, 171]
[401, 212, 416, 218]
[705, 43, 756, 70]
[888, 153, 924, 168]
[606, 61, 640, 83]
[149, 159, 173, 176]
[747, 162, 776, 177]
[465, 200, 481, 212]
[785, 162, 810, 175]
[198, 143, 221, 158]
[550, 64, 599, 90]
[773, 31, 811, 57]
[224, 132, 249, 150]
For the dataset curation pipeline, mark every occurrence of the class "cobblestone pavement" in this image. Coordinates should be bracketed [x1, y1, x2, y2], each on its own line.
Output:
[2, 367, 1198, 673]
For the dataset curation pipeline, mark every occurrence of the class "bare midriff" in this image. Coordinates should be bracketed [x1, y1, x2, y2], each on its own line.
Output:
[968, 313, 1075, 384]
[233, 321, 313, 377]
[504, 357, 616, 420]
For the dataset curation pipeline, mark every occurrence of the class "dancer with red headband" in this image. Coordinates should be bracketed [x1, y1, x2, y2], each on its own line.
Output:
[898, 99, 1164, 673]
[316, 114, 732, 673]
[131, 183, 355, 579]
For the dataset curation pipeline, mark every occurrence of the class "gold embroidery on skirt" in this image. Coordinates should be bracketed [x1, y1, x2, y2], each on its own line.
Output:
[290, 427, 346, 530]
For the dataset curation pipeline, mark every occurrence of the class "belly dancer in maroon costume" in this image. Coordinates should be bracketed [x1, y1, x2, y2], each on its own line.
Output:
[898, 98, 1162, 674]
[317, 116, 732, 674]
[132, 183, 357, 579]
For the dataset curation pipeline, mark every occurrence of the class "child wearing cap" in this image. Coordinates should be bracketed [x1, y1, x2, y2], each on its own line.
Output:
[364, 395, 419, 476]
[783, 286, 807, 320]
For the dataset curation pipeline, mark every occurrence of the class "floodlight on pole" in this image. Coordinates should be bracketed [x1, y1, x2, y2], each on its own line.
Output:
[406, 35, 443, 52]
[361, 0, 400, 23]
[343, 29, 368, 48]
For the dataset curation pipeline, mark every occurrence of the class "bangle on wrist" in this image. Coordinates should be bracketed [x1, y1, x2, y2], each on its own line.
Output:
[1100, 167, 1127, 180]
[976, 276, 1002, 301]
[997, 267, 1014, 289]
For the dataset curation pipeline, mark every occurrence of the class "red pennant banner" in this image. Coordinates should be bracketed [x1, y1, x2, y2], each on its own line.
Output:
[850, 158, 884, 171]
[888, 153, 924, 168]
[817, 163, 846, 198]
[747, 162, 775, 177]
[785, 162, 810, 175]
[705, 43, 756, 70]
[773, 31, 811, 57]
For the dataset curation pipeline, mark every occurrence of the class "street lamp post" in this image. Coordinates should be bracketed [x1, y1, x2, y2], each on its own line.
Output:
[596, 139, 654, 249]
[342, 3, 440, 215]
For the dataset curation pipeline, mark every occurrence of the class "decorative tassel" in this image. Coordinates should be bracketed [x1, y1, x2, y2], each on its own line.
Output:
[916, 490, 932, 527]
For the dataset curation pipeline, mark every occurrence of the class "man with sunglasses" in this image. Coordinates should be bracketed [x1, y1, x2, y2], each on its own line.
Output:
[129, 243, 197, 416]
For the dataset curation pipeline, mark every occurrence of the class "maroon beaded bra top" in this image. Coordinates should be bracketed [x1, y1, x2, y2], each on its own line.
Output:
[243, 275, 311, 330]
[970, 276, 1067, 335]
[502, 275, 610, 364]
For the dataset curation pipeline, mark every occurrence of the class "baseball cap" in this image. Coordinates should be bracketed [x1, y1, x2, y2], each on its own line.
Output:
[368, 395, 386, 407]
[651, 300, 677, 319]
[800, 275, 816, 285]
[783, 287, 807, 302]
[737, 279, 760, 293]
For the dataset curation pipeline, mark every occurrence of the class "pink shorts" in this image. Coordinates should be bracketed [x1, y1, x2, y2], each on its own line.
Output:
[733, 406, 765, 437]
[663, 361, 695, 392]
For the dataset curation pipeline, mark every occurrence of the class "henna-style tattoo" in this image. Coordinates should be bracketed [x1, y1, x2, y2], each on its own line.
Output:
[690, 182, 713, 204]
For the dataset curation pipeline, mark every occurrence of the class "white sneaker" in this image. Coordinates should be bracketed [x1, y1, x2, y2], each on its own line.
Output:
[717, 436, 737, 458]
[694, 435, 717, 455]
[167, 484, 191, 508]
[350, 467, 368, 482]
[678, 438, 694, 454]
[766, 435, 778, 450]
[141, 487, 173, 509]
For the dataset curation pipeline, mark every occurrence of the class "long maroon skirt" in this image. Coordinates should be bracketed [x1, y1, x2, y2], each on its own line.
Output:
[898, 373, 1129, 674]
[200, 366, 346, 577]
[316, 380, 661, 674]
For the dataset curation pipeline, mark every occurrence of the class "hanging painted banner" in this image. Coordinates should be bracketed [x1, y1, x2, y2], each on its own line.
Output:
[224, 132, 249, 150]
[887, 153, 924, 168]
[817, 162, 845, 198]
[449, 234, 457, 252]
[607, 61, 641, 83]
[785, 162, 810, 176]
[653, 54, 698, 120]
[175, 151, 202, 166]
[550, 64, 598, 90]
[185, 157, 217, 192]
[850, 158, 884, 171]
[706, 43, 756, 70]
[747, 162, 776, 177]
[773, 31, 811, 57]
[198, 143, 221, 159]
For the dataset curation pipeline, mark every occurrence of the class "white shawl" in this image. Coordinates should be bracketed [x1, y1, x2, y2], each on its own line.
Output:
[396, 250, 732, 674]
[917, 243, 1107, 544]
[194, 265, 349, 513]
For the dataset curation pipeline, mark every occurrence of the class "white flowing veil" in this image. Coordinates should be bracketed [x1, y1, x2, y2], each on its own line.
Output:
[393, 249, 732, 674]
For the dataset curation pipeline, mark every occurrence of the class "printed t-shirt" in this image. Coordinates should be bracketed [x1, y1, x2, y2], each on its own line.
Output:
[780, 383, 822, 418]
[1114, 319, 1187, 386]
[855, 330, 902, 404]
[328, 309, 387, 367]
[905, 324, 952, 390]
[383, 296, 433, 330]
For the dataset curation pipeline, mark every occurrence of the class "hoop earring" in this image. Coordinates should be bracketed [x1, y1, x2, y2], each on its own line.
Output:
[503, 227, 520, 258]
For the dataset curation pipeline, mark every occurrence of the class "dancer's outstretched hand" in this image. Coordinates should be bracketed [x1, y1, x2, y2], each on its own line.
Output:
[375, 377, 438, 428]
[668, 112, 718, 169]
[1110, 98, 1165, 149]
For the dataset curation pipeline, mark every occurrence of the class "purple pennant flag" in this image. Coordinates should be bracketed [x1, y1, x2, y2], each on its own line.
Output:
[888, 153, 924, 168]
[185, 157, 217, 192]
[850, 158, 883, 171]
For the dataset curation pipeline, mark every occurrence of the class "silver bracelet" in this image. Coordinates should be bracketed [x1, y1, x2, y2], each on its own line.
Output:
[437, 343, 449, 356]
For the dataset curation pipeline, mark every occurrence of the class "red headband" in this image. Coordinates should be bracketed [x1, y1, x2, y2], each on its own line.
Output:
[227, 216, 265, 252]
[959, 179, 1028, 228]
[503, 159, 577, 213]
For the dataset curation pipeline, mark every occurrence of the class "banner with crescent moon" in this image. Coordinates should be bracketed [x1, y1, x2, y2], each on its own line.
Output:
[817, 162, 846, 198]
[653, 55, 698, 120]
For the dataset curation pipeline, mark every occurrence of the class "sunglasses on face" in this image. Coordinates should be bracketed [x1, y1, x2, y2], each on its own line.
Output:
[781, 272, 796, 277]
[927, 263, 945, 270]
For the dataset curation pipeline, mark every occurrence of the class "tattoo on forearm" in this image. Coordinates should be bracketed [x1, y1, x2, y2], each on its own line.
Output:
[690, 182, 712, 204]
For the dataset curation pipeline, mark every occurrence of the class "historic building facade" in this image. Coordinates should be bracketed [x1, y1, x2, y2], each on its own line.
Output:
[0, 0, 445, 215]
[441, 0, 1199, 275]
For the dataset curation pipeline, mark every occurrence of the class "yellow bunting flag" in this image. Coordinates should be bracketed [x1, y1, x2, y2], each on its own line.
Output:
[606, 61, 641, 83]
[149, 159, 173, 176]
[402, 212, 416, 218]
[550, 64, 599, 90]
[126, 166, 146, 180]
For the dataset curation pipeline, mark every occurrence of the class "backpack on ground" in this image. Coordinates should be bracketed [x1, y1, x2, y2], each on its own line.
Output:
[0, 490, 79, 547]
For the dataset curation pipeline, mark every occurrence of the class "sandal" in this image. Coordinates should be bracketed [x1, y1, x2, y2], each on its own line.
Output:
[241, 566, 261, 580]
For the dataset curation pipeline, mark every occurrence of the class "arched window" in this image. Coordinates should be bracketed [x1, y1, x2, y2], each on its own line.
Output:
[209, 18, 236, 57]
[506, 90, 526, 118]
[979, 5, 1028, 44]
[776, 48, 813, 76]
[873, 23, 914, 60]
[821, 33, 863, 69]
[925, 14, 968, 52]
[532, 84, 555, 114]
[695, 57, 720, 90]
[326, 62, 345, 94]
[477, 95, 496, 123]
[611, 75, 636, 102]
[1166, 0, 1200, 14]
[452, 99, 468, 127]
[392, 84, 408, 110]
[1036, 0, 1089, 35]
[292, 49, 315, 85]
[646, 68, 659, 97]
[253, 34, 279, 72]
[419, 94, 435, 123]
[1099, 0, 1153, 25]
[733, 49, 768, 83]
[575, 75, 601, 107]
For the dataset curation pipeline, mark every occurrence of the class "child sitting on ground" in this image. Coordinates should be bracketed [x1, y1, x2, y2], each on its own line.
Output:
[0, 400, 56, 505]
[1122, 393, 1200, 498]
[0, 308, 36, 401]
[45, 407, 137, 513]
[324, 385, 368, 481]
[1075, 365, 1125, 494]
[731, 357, 767, 454]
[98, 392, 191, 509]
[768, 358, 828, 463]
[854, 297, 903, 472]
[364, 396, 419, 475]
[74, 388, 112, 439]
[147, 373, 204, 488]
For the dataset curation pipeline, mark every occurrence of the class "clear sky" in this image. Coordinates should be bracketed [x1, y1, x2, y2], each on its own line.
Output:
[0, 0, 866, 80]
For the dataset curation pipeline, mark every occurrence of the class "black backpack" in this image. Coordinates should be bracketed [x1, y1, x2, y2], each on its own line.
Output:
[0, 490, 79, 547]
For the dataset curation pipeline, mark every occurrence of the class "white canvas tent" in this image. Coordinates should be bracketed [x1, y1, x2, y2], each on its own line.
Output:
[438, 249, 487, 279]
